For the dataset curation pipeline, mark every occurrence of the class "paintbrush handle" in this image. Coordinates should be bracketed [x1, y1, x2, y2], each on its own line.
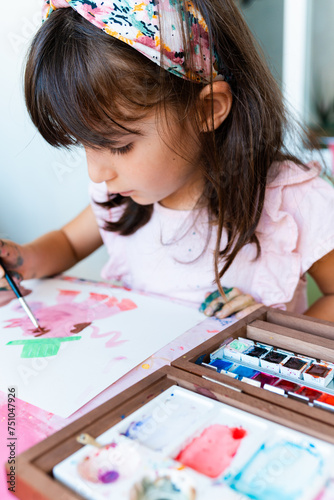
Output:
[0, 258, 39, 329]
[0, 259, 21, 299]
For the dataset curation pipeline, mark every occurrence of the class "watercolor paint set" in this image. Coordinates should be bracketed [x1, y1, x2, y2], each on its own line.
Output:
[201, 335, 334, 410]
[11, 364, 334, 500]
[173, 306, 334, 422]
[10, 306, 334, 500]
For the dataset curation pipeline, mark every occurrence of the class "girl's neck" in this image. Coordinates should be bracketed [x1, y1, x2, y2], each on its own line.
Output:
[159, 173, 205, 211]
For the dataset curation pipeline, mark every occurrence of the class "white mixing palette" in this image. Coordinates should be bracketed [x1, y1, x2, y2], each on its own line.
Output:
[53, 385, 334, 500]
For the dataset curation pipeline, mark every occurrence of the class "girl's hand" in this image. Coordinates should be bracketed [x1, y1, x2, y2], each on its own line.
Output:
[200, 288, 263, 320]
[0, 239, 29, 290]
[0, 239, 34, 307]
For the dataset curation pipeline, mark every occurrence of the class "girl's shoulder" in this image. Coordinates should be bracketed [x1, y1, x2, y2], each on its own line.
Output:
[258, 160, 334, 275]
[264, 160, 333, 221]
[267, 159, 322, 188]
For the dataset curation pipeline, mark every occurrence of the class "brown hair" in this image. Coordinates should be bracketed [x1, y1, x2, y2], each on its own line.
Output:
[24, 1, 310, 292]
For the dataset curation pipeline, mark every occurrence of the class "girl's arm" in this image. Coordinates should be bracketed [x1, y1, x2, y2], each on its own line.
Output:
[0, 205, 103, 283]
[304, 249, 334, 322]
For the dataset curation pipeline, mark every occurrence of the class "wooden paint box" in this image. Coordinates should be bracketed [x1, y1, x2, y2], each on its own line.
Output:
[173, 306, 334, 424]
[9, 306, 334, 500]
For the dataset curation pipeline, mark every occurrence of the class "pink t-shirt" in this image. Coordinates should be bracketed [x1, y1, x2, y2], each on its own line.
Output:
[89, 161, 334, 313]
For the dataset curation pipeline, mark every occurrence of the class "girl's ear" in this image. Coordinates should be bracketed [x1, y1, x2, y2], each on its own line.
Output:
[199, 81, 232, 131]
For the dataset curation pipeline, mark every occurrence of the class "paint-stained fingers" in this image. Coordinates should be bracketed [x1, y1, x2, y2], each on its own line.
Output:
[0, 276, 11, 290]
[203, 288, 242, 316]
[215, 294, 257, 319]
[0, 239, 25, 271]
[0, 270, 23, 291]
[203, 296, 225, 316]
[235, 302, 263, 320]
[199, 290, 221, 312]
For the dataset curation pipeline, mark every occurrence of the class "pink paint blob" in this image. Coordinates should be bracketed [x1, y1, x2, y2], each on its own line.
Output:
[4, 289, 137, 348]
[175, 424, 247, 478]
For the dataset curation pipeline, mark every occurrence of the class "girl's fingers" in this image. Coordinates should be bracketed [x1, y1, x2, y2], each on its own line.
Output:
[203, 296, 225, 316]
[0, 239, 9, 257]
[0, 240, 23, 269]
[199, 290, 221, 312]
[0, 277, 11, 290]
[203, 288, 241, 316]
[216, 294, 256, 319]
[235, 303, 263, 320]
[0, 269, 23, 292]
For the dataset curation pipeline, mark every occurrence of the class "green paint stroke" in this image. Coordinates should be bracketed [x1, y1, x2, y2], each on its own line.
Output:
[6, 336, 81, 358]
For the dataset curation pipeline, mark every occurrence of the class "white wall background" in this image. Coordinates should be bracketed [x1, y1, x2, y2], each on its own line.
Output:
[0, 0, 108, 280]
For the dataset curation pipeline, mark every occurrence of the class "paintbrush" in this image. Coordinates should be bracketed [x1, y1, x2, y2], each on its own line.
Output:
[76, 433, 103, 448]
[0, 258, 40, 329]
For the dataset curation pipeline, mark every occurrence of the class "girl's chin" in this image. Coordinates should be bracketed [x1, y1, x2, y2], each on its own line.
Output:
[128, 194, 158, 206]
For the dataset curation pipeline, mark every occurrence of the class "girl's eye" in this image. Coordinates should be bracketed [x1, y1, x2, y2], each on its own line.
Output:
[109, 143, 134, 155]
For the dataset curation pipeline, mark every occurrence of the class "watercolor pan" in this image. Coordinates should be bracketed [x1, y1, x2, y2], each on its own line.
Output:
[260, 349, 289, 373]
[314, 394, 334, 412]
[269, 379, 302, 396]
[253, 372, 280, 388]
[221, 338, 254, 361]
[303, 363, 334, 387]
[205, 359, 234, 373]
[293, 386, 324, 404]
[229, 365, 260, 380]
[240, 345, 271, 366]
[280, 356, 310, 379]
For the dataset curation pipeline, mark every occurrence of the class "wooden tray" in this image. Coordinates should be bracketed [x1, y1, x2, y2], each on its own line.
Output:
[172, 306, 334, 425]
[10, 362, 334, 500]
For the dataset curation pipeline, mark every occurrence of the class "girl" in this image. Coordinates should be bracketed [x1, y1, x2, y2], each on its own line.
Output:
[0, 0, 334, 321]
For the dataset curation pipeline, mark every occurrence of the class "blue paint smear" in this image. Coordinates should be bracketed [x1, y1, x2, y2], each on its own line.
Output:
[121, 417, 151, 439]
[229, 440, 324, 500]
[209, 359, 234, 372]
[230, 365, 260, 379]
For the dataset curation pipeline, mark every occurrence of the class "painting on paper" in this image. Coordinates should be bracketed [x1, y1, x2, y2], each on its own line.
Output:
[0, 277, 203, 417]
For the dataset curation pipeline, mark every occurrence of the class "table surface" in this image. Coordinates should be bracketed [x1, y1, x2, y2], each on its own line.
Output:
[0, 276, 235, 499]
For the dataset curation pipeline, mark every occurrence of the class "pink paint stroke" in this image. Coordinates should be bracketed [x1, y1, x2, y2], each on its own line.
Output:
[4, 289, 136, 348]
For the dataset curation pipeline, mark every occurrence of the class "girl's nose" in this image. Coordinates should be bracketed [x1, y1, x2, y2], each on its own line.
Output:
[85, 149, 117, 184]
[88, 165, 117, 184]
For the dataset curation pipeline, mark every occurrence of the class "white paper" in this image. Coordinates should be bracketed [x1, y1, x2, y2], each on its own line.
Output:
[0, 278, 203, 417]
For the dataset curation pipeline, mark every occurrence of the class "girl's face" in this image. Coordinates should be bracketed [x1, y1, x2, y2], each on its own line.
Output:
[85, 112, 204, 210]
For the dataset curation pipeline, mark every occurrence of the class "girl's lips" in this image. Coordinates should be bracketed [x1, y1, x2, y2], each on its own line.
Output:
[119, 191, 134, 196]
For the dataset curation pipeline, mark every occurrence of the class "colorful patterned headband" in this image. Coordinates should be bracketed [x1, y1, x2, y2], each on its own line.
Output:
[42, 0, 224, 83]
